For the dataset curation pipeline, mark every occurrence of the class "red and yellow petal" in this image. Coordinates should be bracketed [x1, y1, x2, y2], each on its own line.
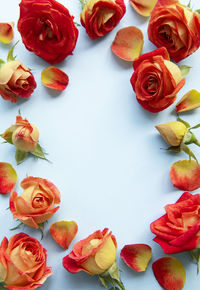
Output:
[129, 0, 157, 17]
[111, 26, 144, 61]
[170, 160, 200, 191]
[152, 257, 186, 290]
[0, 22, 14, 44]
[176, 89, 200, 113]
[0, 162, 17, 194]
[50, 220, 78, 249]
[120, 244, 152, 271]
[41, 66, 69, 91]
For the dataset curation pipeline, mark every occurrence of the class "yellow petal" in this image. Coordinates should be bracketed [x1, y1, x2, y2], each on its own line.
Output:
[41, 66, 69, 91]
[176, 89, 200, 113]
[129, 0, 157, 17]
[0, 22, 14, 44]
[111, 26, 144, 61]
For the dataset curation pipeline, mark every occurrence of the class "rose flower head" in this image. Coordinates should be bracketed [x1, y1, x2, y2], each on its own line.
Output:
[80, 0, 126, 40]
[130, 47, 185, 113]
[156, 117, 200, 160]
[1, 115, 47, 164]
[18, 0, 79, 64]
[0, 44, 36, 103]
[0, 233, 52, 289]
[148, 0, 200, 62]
[63, 228, 125, 289]
[10, 176, 60, 230]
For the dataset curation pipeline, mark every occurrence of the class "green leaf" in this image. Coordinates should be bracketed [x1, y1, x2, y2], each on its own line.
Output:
[0, 282, 6, 290]
[30, 143, 47, 159]
[15, 149, 28, 165]
[177, 116, 190, 128]
[7, 41, 19, 62]
[189, 248, 200, 274]
[179, 65, 192, 78]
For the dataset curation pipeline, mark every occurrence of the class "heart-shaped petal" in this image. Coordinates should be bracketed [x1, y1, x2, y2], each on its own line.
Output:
[170, 160, 200, 191]
[129, 0, 157, 17]
[41, 66, 69, 91]
[0, 22, 14, 44]
[111, 26, 144, 61]
[152, 257, 186, 290]
[176, 89, 200, 113]
[120, 244, 152, 271]
[50, 220, 78, 249]
[0, 162, 17, 194]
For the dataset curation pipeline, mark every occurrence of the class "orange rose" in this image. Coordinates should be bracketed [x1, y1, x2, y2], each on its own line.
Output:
[0, 60, 36, 103]
[148, 0, 200, 62]
[10, 176, 60, 229]
[63, 228, 117, 275]
[0, 233, 52, 289]
[80, 0, 126, 40]
[130, 47, 185, 113]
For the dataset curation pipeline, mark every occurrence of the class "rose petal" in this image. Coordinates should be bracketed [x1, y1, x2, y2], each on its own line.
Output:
[50, 220, 78, 249]
[0, 22, 14, 44]
[129, 0, 157, 17]
[120, 244, 152, 271]
[176, 89, 200, 113]
[0, 162, 17, 194]
[111, 26, 144, 61]
[41, 66, 69, 91]
[152, 257, 186, 290]
[170, 160, 200, 191]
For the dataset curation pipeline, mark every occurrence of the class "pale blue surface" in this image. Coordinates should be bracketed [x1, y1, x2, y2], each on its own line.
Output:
[1, 0, 200, 289]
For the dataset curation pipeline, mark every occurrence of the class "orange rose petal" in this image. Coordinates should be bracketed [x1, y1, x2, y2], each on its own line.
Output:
[170, 160, 200, 191]
[50, 220, 78, 249]
[0, 22, 14, 44]
[129, 0, 157, 17]
[0, 162, 17, 194]
[176, 89, 200, 113]
[152, 257, 186, 290]
[41, 66, 69, 91]
[120, 244, 152, 271]
[111, 26, 144, 61]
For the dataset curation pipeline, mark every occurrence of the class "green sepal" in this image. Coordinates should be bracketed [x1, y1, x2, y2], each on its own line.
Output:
[187, 0, 191, 8]
[7, 41, 19, 62]
[195, 9, 200, 14]
[0, 128, 14, 144]
[99, 263, 125, 290]
[15, 149, 28, 165]
[181, 143, 198, 163]
[179, 65, 191, 78]
[0, 59, 5, 69]
[38, 222, 47, 240]
[183, 131, 195, 144]
[177, 116, 190, 128]
[189, 248, 200, 274]
[0, 282, 6, 290]
[74, 21, 81, 26]
[190, 123, 200, 130]
[80, 0, 88, 9]
[30, 143, 47, 160]
[166, 146, 181, 153]
[10, 222, 23, 231]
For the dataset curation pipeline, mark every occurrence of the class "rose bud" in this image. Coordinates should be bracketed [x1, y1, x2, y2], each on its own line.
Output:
[148, 0, 200, 62]
[10, 176, 60, 229]
[0, 53, 36, 103]
[130, 47, 185, 113]
[155, 121, 187, 147]
[63, 228, 125, 289]
[80, 0, 126, 40]
[18, 0, 79, 64]
[1, 115, 46, 164]
[0, 233, 52, 289]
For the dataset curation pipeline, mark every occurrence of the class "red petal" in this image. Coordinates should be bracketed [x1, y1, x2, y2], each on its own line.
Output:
[0, 162, 17, 194]
[41, 66, 69, 91]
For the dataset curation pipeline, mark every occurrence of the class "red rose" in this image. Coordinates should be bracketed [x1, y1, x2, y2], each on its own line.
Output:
[18, 0, 79, 64]
[151, 192, 200, 254]
[80, 0, 126, 40]
[148, 0, 200, 62]
[130, 47, 185, 113]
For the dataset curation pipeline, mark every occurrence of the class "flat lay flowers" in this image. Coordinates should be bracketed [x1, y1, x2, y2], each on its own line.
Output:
[1, 0, 200, 289]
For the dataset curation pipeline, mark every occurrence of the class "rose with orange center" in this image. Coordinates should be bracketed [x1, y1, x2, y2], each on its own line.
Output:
[0, 60, 36, 103]
[80, 0, 126, 40]
[148, 0, 200, 62]
[63, 228, 117, 275]
[151, 192, 200, 254]
[18, 0, 79, 64]
[0, 233, 52, 289]
[10, 176, 60, 229]
[130, 47, 185, 113]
